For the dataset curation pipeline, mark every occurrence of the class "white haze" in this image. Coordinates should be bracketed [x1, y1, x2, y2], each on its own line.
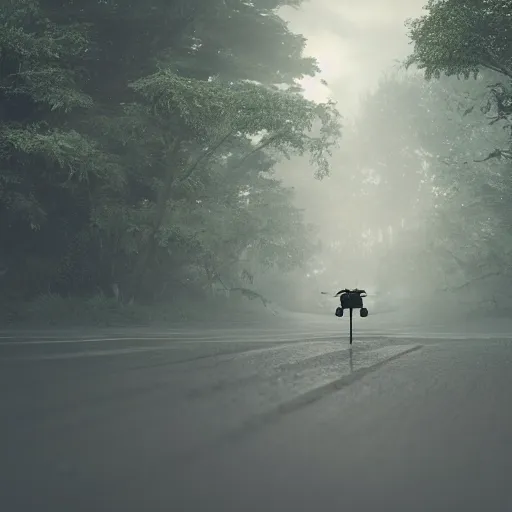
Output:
[281, 0, 426, 110]
[268, 1, 440, 318]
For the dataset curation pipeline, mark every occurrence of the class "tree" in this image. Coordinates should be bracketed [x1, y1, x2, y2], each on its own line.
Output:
[406, 0, 512, 160]
[342, 70, 512, 310]
[118, 70, 339, 297]
[401, 0, 512, 311]
[0, 0, 123, 296]
[406, 0, 512, 80]
[0, 0, 341, 310]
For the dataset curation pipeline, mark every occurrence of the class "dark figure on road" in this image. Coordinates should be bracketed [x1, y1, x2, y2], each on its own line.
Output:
[335, 288, 368, 317]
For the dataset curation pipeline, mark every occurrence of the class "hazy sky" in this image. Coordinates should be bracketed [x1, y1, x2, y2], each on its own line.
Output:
[276, 0, 430, 288]
[281, 0, 427, 111]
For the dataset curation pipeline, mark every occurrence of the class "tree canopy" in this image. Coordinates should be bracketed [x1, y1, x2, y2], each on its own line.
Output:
[330, 0, 512, 316]
[0, 0, 341, 312]
[406, 0, 512, 80]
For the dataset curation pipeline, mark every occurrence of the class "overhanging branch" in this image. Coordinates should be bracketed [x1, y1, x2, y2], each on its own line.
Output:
[176, 129, 236, 184]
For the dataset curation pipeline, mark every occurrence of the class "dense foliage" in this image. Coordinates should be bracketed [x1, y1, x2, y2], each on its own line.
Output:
[0, 0, 341, 312]
[403, 0, 512, 311]
[6, 0, 512, 322]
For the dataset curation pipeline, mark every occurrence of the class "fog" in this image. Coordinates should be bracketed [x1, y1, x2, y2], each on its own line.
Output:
[4, 5, 512, 510]
[257, 1, 511, 326]
[264, 0, 428, 313]
[2, 0, 511, 328]
[282, 0, 425, 110]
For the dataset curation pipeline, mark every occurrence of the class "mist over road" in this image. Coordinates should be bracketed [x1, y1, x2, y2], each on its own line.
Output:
[1, 317, 511, 512]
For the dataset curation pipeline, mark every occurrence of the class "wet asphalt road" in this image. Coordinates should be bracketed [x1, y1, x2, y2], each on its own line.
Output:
[1, 318, 512, 512]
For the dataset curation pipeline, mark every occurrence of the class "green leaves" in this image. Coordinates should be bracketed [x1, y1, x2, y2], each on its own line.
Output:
[0, 0, 338, 305]
[406, 0, 512, 79]
[13, 68, 93, 112]
[0, 2, 91, 113]
[1, 125, 122, 185]
[129, 69, 341, 177]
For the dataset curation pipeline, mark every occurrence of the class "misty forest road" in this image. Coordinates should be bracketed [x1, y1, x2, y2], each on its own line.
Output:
[1, 319, 512, 512]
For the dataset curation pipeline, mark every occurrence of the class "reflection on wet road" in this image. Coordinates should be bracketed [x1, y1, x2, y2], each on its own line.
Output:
[1, 323, 511, 511]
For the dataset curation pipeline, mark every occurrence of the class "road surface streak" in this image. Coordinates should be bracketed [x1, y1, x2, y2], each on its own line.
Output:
[1, 317, 511, 512]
